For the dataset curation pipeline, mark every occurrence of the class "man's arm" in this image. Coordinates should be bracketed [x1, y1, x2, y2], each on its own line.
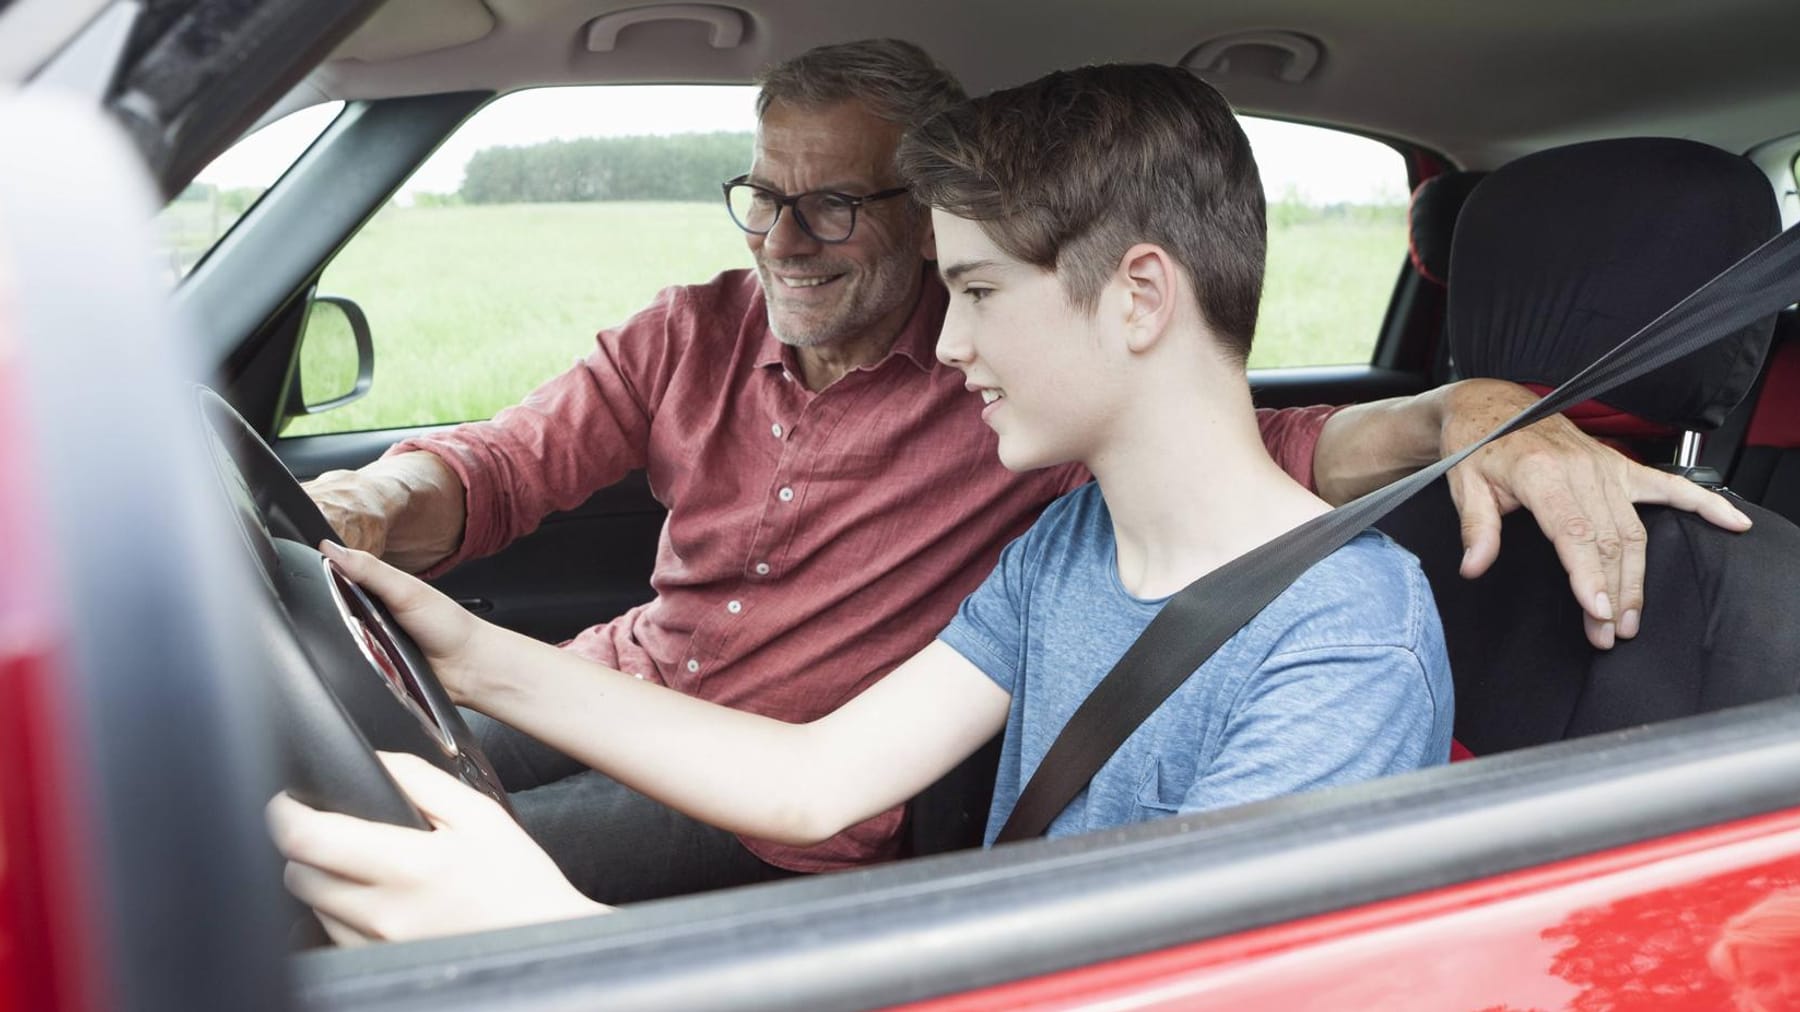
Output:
[304, 284, 700, 575]
[1309, 378, 1753, 648]
[303, 450, 468, 573]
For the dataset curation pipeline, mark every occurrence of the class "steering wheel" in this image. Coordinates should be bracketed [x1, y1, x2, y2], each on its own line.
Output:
[196, 387, 512, 829]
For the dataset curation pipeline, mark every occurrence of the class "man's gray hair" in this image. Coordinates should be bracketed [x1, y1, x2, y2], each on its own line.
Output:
[756, 39, 966, 130]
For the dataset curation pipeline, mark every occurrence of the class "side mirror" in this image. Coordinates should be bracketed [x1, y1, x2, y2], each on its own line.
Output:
[288, 294, 373, 417]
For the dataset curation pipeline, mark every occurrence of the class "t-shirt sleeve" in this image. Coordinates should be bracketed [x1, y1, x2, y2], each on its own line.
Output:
[1254, 404, 1341, 493]
[936, 525, 1039, 696]
[388, 285, 687, 575]
[1180, 641, 1447, 815]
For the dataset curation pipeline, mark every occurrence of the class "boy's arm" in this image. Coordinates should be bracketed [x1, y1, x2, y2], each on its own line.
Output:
[327, 543, 1010, 846]
[472, 636, 1010, 845]
[270, 753, 608, 945]
[272, 637, 1011, 943]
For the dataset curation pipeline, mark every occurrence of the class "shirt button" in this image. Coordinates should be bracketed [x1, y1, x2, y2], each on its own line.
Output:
[686, 659, 700, 673]
[634, 672, 645, 680]
[727, 600, 742, 614]
[771, 423, 784, 439]
[755, 562, 771, 575]
[778, 486, 794, 502]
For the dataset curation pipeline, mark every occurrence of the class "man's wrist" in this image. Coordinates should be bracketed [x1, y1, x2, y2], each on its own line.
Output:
[1437, 378, 1535, 457]
[369, 451, 466, 570]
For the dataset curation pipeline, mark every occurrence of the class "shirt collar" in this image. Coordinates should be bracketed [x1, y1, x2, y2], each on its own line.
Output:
[754, 264, 948, 375]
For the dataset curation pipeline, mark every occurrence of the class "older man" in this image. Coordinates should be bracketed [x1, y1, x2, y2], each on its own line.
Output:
[305, 39, 1750, 902]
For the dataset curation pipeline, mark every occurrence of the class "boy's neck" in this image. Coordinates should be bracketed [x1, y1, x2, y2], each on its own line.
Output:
[1089, 360, 1332, 600]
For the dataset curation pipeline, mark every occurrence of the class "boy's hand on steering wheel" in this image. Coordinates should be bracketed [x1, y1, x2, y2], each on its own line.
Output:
[268, 752, 605, 946]
[321, 541, 487, 704]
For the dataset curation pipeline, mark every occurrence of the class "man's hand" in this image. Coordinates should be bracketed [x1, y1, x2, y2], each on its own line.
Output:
[1441, 379, 1753, 649]
[301, 451, 467, 573]
[304, 468, 398, 558]
[268, 752, 605, 946]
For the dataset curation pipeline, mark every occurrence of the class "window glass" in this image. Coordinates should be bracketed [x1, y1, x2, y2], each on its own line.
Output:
[285, 92, 1407, 436]
[285, 86, 757, 437]
[1243, 117, 1408, 369]
[153, 102, 343, 281]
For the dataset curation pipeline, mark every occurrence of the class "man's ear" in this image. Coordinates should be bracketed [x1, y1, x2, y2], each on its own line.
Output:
[1116, 243, 1178, 354]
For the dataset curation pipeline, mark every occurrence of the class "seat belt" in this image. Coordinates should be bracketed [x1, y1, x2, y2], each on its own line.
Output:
[995, 222, 1800, 844]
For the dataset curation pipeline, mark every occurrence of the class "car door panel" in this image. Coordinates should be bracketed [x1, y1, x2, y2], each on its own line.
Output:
[1249, 364, 1430, 410]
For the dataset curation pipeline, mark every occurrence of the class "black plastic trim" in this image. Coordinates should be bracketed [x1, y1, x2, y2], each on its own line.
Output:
[111, 0, 385, 197]
[1249, 363, 1429, 407]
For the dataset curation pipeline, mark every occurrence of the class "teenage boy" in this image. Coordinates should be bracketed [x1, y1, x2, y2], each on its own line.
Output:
[270, 63, 1452, 944]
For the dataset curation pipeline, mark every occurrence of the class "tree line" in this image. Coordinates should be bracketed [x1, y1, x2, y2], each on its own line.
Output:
[458, 132, 753, 204]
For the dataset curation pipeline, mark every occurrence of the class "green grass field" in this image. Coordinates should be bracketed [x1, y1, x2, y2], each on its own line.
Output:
[284, 202, 1405, 436]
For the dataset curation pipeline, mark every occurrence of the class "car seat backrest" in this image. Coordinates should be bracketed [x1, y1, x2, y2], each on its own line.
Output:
[1381, 137, 1800, 755]
[1448, 139, 1780, 466]
[1447, 137, 1778, 430]
[1382, 487, 1800, 754]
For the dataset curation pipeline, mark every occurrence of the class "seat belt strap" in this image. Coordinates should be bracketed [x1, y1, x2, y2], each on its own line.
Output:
[995, 222, 1800, 844]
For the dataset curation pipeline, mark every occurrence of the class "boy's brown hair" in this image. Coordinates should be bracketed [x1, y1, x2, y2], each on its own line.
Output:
[897, 63, 1265, 362]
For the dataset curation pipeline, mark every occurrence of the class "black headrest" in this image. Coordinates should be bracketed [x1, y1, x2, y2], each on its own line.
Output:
[1408, 171, 1486, 286]
[1448, 138, 1780, 430]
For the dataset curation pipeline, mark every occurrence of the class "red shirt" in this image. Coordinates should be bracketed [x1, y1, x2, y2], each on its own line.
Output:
[396, 268, 1334, 871]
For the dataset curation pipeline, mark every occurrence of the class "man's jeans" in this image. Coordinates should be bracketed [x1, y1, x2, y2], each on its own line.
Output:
[462, 709, 796, 904]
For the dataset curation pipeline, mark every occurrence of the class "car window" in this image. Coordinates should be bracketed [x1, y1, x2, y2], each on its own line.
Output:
[283, 86, 758, 437]
[1243, 117, 1408, 370]
[284, 93, 1406, 437]
[153, 102, 344, 282]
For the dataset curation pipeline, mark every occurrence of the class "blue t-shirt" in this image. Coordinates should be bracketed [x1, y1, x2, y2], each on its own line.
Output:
[938, 483, 1453, 844]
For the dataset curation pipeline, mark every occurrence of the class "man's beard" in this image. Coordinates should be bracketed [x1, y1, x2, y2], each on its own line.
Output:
[757, 249, 920, 349]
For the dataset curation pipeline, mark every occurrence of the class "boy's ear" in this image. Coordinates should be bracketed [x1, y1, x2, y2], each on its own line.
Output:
[1116, 243, 1178, 354]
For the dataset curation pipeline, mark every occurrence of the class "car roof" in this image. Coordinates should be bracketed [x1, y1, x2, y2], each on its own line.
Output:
[303, 0, 1800, 170]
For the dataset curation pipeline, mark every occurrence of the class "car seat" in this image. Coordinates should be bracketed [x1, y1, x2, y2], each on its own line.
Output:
[1449, 138, 1777, 471]
[1408, 170, 1487, 385]
[1378, 137, 1800, 756]
[1408, 170, 1486, 290]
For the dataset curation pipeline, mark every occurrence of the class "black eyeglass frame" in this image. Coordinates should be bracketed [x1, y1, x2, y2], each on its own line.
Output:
[721, 174, 911, 244]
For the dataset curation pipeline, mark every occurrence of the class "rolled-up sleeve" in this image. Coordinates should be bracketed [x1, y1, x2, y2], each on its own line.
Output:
[1255, 404, 1341, 493]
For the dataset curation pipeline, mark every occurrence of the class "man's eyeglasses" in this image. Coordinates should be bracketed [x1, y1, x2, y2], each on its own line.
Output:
[722, 175, 910, 244]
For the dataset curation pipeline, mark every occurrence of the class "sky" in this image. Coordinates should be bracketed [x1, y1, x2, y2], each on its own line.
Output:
[198, 85, 1408, 206]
